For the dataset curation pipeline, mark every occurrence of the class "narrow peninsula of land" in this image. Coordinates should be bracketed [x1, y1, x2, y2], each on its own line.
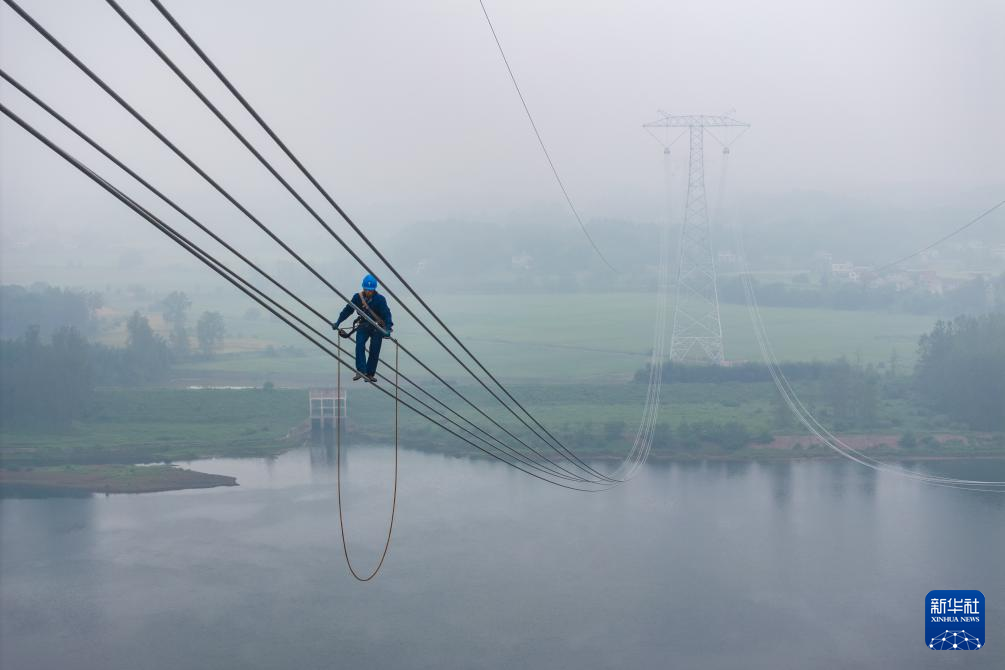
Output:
[0, 464, 237, 495]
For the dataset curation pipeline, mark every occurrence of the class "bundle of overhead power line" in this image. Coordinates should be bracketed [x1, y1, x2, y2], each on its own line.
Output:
[2, 0, 1002, 581]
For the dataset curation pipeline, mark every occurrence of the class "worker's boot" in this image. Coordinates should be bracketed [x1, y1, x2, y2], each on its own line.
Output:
[352, 371, 364, 381]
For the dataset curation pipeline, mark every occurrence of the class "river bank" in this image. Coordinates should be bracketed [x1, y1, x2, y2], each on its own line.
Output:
[3, 433, 1002, 497]
[2, 387, 1001, 495]
[0, 464, 237, 496]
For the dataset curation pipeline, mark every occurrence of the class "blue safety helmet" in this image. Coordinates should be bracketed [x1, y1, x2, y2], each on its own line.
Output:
[361, 274, 378, 291]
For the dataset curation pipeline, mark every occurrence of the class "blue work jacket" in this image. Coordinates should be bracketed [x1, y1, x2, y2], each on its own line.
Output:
[336, 292, 393, 334]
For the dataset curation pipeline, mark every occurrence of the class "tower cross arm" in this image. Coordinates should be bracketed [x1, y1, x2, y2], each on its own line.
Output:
[643, 113, 749, 128]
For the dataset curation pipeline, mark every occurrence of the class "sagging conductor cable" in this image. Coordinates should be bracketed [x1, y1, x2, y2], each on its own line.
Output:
[732, 221, 1005, 492]
[742, 269, 1005, 492]
[3, 0, 609, 485]
[114, 0, 619, 483]
[0, 103, 615, 493]
[707, 139, 1003, 491]
[139, 0, 615, 482]
[0, 69, 596, 485]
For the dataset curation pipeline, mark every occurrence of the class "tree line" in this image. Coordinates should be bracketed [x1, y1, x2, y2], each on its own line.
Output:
[0, 306, 225, 431]
[0, 314, 174, 428]
[914, 313, 1005, 430]
[1, 285, 226, 359]
[0, 283, 102, 340]
[1, 283, 231, 430]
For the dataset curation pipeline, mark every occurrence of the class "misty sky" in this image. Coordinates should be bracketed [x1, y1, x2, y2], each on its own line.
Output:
[1, 0, 1003, 276]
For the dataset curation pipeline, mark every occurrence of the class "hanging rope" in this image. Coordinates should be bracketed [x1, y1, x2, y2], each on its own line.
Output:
[336, 340, 401, 582]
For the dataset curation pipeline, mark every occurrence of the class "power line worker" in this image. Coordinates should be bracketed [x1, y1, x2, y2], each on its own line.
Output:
[333, 274, 393, 383]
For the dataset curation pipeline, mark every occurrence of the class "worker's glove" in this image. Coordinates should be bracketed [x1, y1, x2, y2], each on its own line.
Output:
[384, 328, 393, 338]
[332, 321, 341, 331]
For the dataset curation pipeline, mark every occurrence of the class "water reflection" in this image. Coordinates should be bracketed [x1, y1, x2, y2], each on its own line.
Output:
[1, 450, 1002, 670]
[766, 460, 793, 507]
[1, 495, 97, 564]
[308, 430, 337, 469]
[855, 462, 879, 499]
[720, 459, 752, 479]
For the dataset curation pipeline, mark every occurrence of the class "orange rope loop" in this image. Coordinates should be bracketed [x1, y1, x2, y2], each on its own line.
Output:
[336, 339, 399, 581]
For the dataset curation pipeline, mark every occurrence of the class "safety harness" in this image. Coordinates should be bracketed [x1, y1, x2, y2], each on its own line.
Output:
[338, 291, 385, 339]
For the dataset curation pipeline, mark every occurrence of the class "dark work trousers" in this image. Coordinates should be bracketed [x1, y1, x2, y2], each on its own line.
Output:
[355, 328, 384, 375]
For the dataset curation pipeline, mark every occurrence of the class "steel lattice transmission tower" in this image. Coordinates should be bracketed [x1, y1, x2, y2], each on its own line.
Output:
[643, 113, 749, 364]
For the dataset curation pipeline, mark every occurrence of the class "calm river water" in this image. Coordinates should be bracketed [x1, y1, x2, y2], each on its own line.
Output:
[2, 446, 1003, 669]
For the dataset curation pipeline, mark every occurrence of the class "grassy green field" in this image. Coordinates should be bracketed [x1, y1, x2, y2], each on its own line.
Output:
[0, 388, 305, 466]
[168, 292, 937, 385]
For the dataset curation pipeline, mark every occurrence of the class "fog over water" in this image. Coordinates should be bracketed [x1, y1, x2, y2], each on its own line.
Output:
[2, 447, 1003, 670]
